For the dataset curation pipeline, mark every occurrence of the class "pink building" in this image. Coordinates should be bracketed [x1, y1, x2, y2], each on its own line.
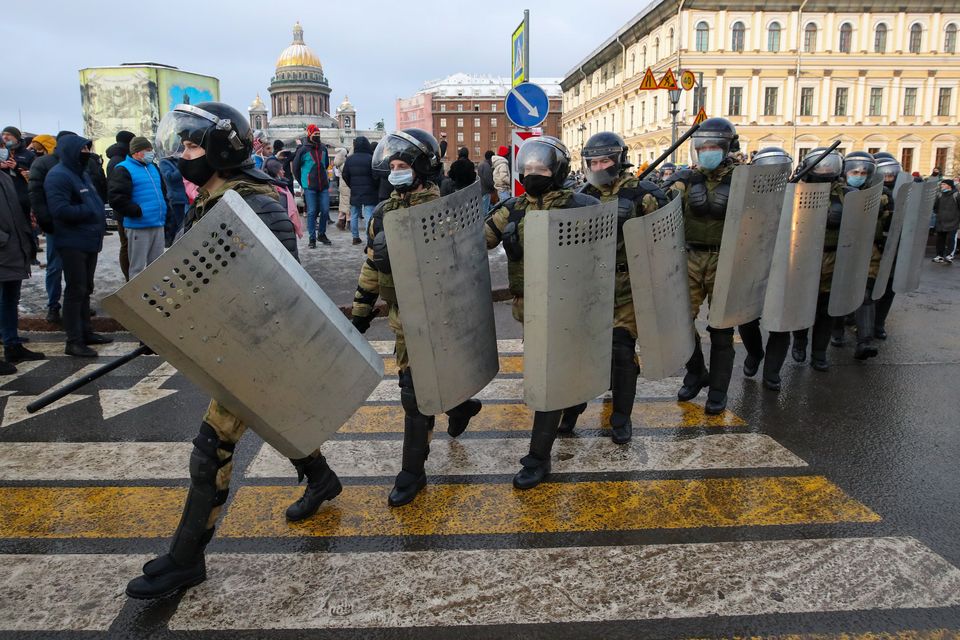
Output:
[396, 92, 433, 135]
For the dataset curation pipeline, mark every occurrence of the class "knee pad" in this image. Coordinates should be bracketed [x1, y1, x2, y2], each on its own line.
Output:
[190, 422, 235, 505]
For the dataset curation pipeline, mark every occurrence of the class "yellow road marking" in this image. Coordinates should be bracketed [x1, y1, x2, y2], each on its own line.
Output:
[382, 355, 523, 375]
[340, 401, 744, 433]
[0, 476, 876, 539]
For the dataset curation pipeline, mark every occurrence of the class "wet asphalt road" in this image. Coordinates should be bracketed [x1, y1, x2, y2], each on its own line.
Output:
[1, 256, 960, 639]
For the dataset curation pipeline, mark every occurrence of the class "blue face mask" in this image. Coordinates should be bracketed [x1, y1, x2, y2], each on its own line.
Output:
[142, 151, 156, 164]
[847, 174, 866, 188]
[698, 150, 724, 171]
[388, 169, 414, 187]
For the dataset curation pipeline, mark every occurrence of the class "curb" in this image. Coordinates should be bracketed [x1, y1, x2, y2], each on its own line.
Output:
[19, 289, 514, 332]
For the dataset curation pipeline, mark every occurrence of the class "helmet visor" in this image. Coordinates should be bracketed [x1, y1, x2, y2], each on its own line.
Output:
[844, 158, 876, 182]
[806, 152, 842, 179]
[690, 132, 732, 164]
[876, 162, 901, 182]
[371, 133, 421, 173]
[154, 109, 214, 160]
[516, 140, 563, 180]
[582, 149, 621, 188]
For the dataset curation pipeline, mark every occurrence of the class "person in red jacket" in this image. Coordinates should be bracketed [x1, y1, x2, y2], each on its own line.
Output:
[292, 124, 331, 248]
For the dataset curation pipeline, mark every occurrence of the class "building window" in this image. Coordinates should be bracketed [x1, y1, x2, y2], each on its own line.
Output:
[728, 87, 743, 116]
[869, 88, 883, 116]
[693, 87, 707, 113]
[642, 46, 647, 68]
[654, 38, 660, 61]
[491, 131, 497, 141]
[456, 118, 463, 127]
[440, 118, 447, 127]
[456, 133, 464, 143]
[798, 148, 811, 160]
[456, 89, 463, 96]
[935, 147, 948, 172]
[731, 22, 745, 52]
[474, 117, 480, 127]
[763, 87, 779, 116]
[474, 132, 481, 142]
[800, 87, 815, 116]
[835, 87, 848, 116]
[653, 96, 659, 121]
[490, 117, 497, 126]
[938, 88, 953, 116]
[473, 104, 480, 111]
[629, 105, 635, 128]
[839, 23, 853, 53]
[768, 22, 781, 52]
[909, 24, 922, 53]
[696, 22, 709, 52]
[874, 24, 887, 53]
[440, 104, 446, 112]
[641, 101, 646, 124]
[457, 104, 464, 112]
[629, 52, 635, 75]
[474, 147, 481, 156]
[804, 23, 817, 52]
[669, 28, 674, 52]
[867, 147, 881, 155]
[946, 24, 958, 53]
[901, 148, 914, 172]
[489, 103, 496, 110]
[903, 88, 917, 115]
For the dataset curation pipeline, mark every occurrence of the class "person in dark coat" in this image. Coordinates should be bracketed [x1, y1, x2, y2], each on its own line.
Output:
[0, 172, 45, 371]
[106, 130, 136, 279]
[341, 136, 379, 245]
[43, 134, 111, 357]
[291, 125, 331, 247]
[933, 179, 960, 263]
[440, 147, 477, 196]
[159, 156, 188, 246]
[477, 150, 496, 212]
[27, 132, 70, 324]
[1, 126, 35, 219]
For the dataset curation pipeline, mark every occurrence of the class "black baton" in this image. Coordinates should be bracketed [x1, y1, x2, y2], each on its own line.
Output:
[791, 140, 842, 183]
[636, 121, 703, 182]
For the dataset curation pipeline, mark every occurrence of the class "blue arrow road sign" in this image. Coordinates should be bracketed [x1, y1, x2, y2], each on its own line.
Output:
[504, 82, 549, 129]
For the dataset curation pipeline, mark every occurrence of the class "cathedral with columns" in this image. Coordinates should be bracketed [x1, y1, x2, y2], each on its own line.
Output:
[248, 22, 383, 148]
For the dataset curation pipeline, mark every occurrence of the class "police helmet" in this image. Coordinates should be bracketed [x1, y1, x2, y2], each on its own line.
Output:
[873, 152, 901, 183]
[797, 147, 843, 183]
[690, 117, 739, 164]
[752, 147, 793, 169]
[155, 102, 253, 170]
[582, 131, 628, 189]
[843, 151, 876, 183]
[371, 128, 442, 180]
[516, 136, 571, 188]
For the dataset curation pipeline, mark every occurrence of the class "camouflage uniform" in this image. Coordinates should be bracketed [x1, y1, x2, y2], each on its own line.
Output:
[485, 187, 602, 470]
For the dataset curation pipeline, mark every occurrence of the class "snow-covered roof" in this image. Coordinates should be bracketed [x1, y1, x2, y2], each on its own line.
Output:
[417, 73, 563, 98]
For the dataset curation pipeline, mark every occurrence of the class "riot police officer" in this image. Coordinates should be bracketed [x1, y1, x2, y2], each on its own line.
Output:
[665, 117, 742, 415]
[126, 102, 342, 599]
[351, 129, 483, 507]
[485, 136, 600, 489]
[872, 152, 902, 339]
[578, 132, 668, 442]
[790, 147, 849, 371]
[736, 148, 793, 391]
[844, 151, 881, 360]
[659, 162, 677, 185]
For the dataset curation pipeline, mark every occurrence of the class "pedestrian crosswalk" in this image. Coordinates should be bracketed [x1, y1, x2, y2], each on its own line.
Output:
[0, 339, 958, 635]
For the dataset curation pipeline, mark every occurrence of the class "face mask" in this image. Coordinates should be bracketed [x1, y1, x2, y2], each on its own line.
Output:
[142, 152, 155, 164]
[3, 139, 16, 150]
[698, 150, 724, 171]
[178, 155, 216, 187]
[388, 169, 414, 188]
[847, 175, 866, 188]
[523, 174, 554, 197]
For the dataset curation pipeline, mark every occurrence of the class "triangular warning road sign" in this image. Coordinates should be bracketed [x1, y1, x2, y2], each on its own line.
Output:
[693, 106, 709, 125]
[658, 69, 679, 90]
[640, 67, 659, 90]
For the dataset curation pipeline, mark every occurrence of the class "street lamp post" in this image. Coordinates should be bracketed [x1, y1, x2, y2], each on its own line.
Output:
[668, 88, 682, 163]
[577, 123, 587, 162]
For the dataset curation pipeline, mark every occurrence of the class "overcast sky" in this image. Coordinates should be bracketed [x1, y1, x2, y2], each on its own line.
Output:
[4, 0, 645, 136]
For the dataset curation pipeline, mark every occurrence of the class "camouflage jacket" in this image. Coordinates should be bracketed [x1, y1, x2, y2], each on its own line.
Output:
[667, 160, 739, 246]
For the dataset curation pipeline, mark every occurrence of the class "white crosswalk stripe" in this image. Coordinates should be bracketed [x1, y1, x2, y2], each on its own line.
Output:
[0, 442, 193, 481]
[367, 376, 684, 402]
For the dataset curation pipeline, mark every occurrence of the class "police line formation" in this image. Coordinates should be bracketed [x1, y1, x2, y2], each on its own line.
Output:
[99, 102, 939, 600]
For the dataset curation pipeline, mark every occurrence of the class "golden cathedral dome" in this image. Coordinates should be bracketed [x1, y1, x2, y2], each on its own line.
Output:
[275, 22, 323, 70]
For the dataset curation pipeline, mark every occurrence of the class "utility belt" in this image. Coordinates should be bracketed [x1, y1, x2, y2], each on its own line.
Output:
[686, 242, 722, 253]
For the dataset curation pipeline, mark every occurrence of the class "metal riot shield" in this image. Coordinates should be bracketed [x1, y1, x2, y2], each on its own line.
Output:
[707, 162, 791, 328]
[383, 181, 499, 414]
[760, 182, 831, 332]
[622, 197, 695, 379]
[102, 190, 384, 459]
[872, 180, 915, 300]
[523, 201, 618, 411]
[828, 182, 884, 316]
[893, 179, 940, 294]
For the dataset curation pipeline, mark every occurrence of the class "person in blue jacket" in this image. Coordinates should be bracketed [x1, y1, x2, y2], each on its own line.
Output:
[43, 134, 112, 357]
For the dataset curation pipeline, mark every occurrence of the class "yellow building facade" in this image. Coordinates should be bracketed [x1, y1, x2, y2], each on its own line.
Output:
[561, 0, 960, 176]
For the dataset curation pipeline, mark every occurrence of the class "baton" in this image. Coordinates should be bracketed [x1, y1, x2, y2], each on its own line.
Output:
[636, 122, 703, 182]
[26, 345, 152, 414]
[791, 140, 842, 183]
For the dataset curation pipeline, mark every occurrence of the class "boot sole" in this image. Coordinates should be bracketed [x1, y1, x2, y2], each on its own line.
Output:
[285, 483, 344, 521]
[387, 476, 427, 507]
[125, 573, 206, 600]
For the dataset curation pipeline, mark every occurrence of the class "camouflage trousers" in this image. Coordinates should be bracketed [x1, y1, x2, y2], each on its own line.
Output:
[201, 400, 321, 529]
[613, 301, 638, 339]
[687, 248, 720, 320]
[819, 250, 836, 294]
[868, 244, 882, 280]
[386, 302, 409, 372]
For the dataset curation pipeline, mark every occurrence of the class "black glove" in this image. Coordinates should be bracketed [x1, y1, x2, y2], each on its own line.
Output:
[351, 308, 380, 334]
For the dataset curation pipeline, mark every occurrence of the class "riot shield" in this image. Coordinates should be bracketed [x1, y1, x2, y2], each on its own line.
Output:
[523, 201, 618, 411]
[827, 182, 884, 316]
[760, 182, 831, 332]
[872, 180, 915, 300]
[707, 162, 791, 329]
[102, 190, 384, 459]
[893, 180, 940, 294]
[383, 181, 499, 414]
[622, 197, 695, 379]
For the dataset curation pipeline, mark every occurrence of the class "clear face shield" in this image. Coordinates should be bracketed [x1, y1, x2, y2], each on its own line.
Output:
[805, 151, 843, 182]
[690, 134, 731, 169]
[844, 159, 876, 187]
[371, 133, 421, 173]
[516, 141, 562, 180]
[581, 146, 622, 189]
[155, 105, 237, 161]
[876, 162, 901, 185]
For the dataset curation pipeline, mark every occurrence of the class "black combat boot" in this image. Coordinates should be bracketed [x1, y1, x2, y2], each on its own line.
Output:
[874, 288, 894, 339]
[4, 343, 45, 363]
[830, 316, 846, 346]
[445, 398, 482, 437]
[738, 319, 764, 377]
[791, 330, 808, 363]
[608, 328, 637, 444]
[285, 454, 343, 521]
[762, 332, 791, 391]
[557, 402, 587, 434]
[705, 327, 735, 415]
[513, 410, 563, 490]
[810, 350, 830, 371]
[853, 302, 878, 360]
[126, 423, 232, 599]
[389, 370, 433, 507]
[677, 334, 709, 401]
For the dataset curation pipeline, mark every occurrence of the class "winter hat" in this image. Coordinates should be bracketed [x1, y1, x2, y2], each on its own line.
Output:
[56, 130, 76, 140]
[129, 136, 152, 154]
[115, 130, 135, 145]
[2, 126, 22, 141]
[912, 171, 921, 178]
[273, 139, 285, 153]
[31, 134, 56, 155]
[306, 124, 320, 137]
[497, 145, 509, 157]
[457, 147, 469, 159]
[943, 179, 956, 188]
